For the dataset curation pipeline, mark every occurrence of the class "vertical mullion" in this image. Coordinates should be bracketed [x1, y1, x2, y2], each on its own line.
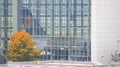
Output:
[59, 0, 62, 36]
[88, 0, 91, 61]
[52, 0, 54, 36]
[81, 0, 84, 36]
[45, 0, 47, 35]
[66, 0, 69, 36]
[73, 0, 77, 36]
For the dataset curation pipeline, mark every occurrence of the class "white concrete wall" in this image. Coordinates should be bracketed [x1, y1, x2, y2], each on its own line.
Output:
[12, 0, 19, 33]
[92, 0, 120, 62]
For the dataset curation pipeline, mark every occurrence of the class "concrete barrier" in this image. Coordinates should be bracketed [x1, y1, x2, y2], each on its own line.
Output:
[7, 61, 120, 67]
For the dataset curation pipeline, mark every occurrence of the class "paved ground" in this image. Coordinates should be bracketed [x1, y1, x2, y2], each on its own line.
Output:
[0, 61, 120, 67]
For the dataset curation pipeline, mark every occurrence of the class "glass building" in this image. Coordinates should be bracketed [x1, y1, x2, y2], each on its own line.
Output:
[0, 0, 13, 63]
[0, 0, 91, 61]
[0, 0, 13, 36]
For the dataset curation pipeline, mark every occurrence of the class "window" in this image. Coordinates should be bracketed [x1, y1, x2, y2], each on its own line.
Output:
[77, 6, 81, 15]
[83, 5, 89, 15]
[77, 0, 82, 4]
[22, 0, 29, 4]
[18, 18, 24, 30]
[8, 0, 12, 4]
[31, 8, 37, 16]
[54, 28, 59, 36]
[47, 17, 52, 27]
[83, 28, 89, 37]
[62, 0, 67, 4]
[54, 0, 60, 4]
[83, 16, 89, 26]
[40, 17, 45, 27]
[77, 28, 81, 36]
[40, 6, 45, 15]
[47, 0, 52, 4]
[54, 6, 60, 15]
[40, 0, 45, 4]
[61, 28, 67, 36]
[71, 0, 75, 4]
[76, 17, 82, 26]
[8, 17, 13, 26]
[47, 28, 51, 35]
[83, 0, 89, 4]
[47, 6, 52, 15]
[62, 5, 67, 15]
[54, 17, 60, 26]
[1, 7, 4, 16]
[71, 5, 74, 16]
[0, 0, 3, 4]
[62, 17, 67, 26]
[29, 0, 36, 5]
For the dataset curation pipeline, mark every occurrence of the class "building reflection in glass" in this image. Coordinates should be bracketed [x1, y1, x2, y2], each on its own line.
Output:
[18, 0, 91, 61]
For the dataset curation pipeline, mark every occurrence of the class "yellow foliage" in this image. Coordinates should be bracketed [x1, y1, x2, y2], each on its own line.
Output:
[7, 29, 42, 62]
[20, 49, 27, 53]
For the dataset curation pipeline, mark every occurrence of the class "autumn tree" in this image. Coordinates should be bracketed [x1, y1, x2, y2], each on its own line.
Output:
[6, 30, 42, 62]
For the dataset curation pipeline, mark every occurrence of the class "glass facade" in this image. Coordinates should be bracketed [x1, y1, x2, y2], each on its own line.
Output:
[18, 0, 91, 61]
[0, 0, 91, 62]
[0, 0, 13, 63]
[0, 0, 13, 36]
